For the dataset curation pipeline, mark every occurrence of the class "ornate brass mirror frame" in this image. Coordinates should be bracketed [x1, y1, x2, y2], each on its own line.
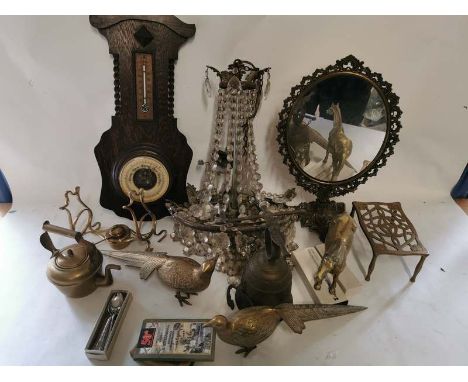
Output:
[277, 55, 402, 201]
[277, 55, 402, 239]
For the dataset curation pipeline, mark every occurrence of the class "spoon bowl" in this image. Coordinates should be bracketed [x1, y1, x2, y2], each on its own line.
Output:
[94, 292, 125, 350]
[110, 292, 124, 312]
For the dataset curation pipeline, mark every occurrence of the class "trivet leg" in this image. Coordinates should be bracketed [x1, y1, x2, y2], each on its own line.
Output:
[365, 254, 378, 281]
[410, 256, 427, 282]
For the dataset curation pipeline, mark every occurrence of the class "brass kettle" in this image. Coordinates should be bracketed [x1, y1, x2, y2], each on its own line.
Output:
[40, 221, 121, 298]
[227, 224, 293, 310]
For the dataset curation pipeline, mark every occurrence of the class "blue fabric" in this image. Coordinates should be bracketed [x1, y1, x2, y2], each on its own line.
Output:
[451, 164, 468, 199]
[0, 170, 12, 203]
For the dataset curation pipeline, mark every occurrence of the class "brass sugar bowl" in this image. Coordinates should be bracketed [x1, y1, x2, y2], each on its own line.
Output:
[40, 221, 121, 298]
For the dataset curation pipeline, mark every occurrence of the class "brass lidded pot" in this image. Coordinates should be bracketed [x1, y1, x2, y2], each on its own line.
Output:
[40, 221, 120, 298]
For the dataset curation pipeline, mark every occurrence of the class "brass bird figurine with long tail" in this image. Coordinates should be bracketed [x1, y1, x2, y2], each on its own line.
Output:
[102, 250, 218, 306]
[204, 303, 366, 357]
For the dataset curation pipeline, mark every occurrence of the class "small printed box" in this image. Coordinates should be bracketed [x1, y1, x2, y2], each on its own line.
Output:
[130, 319, 216, 363]
[85, 290, 132, 361]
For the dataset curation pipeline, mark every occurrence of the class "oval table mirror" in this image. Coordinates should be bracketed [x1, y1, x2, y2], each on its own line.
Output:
[277, 55, 402, 239]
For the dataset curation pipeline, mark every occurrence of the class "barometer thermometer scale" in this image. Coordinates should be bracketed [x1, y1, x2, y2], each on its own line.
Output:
[135, 53, 153, 120]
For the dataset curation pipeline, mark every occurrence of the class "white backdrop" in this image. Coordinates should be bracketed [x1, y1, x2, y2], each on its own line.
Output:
[0, 16, 468, 365]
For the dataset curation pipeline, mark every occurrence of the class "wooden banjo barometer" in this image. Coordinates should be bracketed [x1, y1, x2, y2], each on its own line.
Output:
[89, 16, 195, 219]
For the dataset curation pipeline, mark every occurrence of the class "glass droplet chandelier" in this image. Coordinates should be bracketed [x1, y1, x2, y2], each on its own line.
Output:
[167, 59, 297, 285]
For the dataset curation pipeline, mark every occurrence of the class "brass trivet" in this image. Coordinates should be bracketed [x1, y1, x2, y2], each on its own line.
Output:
[351, 201, 429, 282]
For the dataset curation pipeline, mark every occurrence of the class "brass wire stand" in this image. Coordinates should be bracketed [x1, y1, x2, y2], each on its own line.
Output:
[60, 186, 166, 251]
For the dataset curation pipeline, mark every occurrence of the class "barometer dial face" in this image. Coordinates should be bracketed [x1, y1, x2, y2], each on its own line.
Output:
[135, 53, 154, 120]
[118, 156, 170, 202]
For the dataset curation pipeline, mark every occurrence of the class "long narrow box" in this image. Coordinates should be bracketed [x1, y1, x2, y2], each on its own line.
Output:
[85, 290, 132, 360]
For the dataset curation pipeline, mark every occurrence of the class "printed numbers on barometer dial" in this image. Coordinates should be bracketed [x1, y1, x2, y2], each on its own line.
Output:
[118, 156, 171, 203]
[135, 53, 154, 120]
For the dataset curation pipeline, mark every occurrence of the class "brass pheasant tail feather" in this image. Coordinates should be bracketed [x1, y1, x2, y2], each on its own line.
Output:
[139, 259, 165, 280]
[276, 304, 366, 334]
[101, 250, 168, 279]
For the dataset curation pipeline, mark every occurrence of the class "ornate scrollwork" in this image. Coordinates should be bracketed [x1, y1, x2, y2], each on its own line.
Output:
[277, 54, 402, 200]
[59, 186, 166, 251]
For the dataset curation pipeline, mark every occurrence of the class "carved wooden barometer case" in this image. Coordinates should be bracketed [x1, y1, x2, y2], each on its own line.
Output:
[90, 16, 195, 219]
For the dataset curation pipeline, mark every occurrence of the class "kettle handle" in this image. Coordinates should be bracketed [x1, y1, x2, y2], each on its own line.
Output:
[226, 285, 236, 310]
[40, 232, 59, 258]
[42, 221, 82, 242]
[226, 285, 255, 310]
[265, 228, 280, 261]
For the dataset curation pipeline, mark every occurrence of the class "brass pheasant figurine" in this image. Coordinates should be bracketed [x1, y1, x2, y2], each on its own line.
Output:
[204, 303, 366, 357]
[102, 250, 218, 306]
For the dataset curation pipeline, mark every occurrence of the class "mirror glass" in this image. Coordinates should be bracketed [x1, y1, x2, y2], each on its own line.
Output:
[287, 73, 387, 182]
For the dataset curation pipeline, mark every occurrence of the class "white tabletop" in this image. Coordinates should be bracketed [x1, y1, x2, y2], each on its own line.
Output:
[1, 195, 467, 366]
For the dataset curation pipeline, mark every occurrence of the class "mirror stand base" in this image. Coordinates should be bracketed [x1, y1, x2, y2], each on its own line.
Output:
[297, 200, 346, 242]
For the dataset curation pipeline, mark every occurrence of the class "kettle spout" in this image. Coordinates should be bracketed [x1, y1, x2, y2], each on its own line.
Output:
[95, 264, 121, 287]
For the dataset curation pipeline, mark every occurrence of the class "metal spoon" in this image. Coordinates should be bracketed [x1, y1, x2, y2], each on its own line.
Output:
[93, 292, 124, 350]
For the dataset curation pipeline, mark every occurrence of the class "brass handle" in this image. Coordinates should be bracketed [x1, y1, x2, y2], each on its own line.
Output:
[95, 264, 121, 287]
[42, 221, 82, 242]
[39, 232, 59, 257]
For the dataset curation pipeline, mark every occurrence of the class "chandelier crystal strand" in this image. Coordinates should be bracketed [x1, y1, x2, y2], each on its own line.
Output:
[218, 89, 231, 208]
[222, 89, 236, 213]
[235, 89, 245, 217]
[249, 92, 262, 199]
